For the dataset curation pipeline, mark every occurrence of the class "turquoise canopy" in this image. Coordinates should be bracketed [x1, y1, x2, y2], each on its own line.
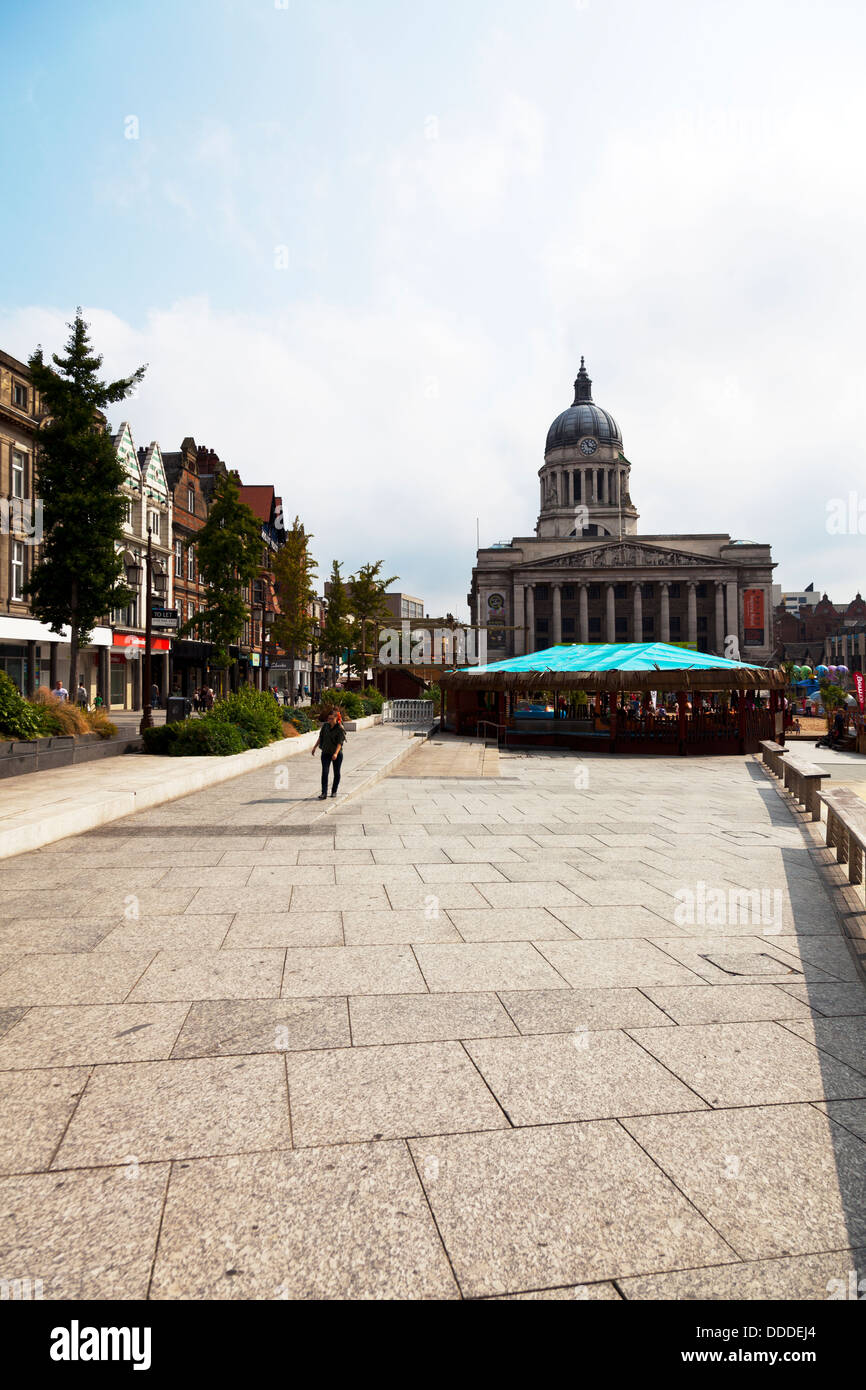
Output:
[441, 642, 782, 692]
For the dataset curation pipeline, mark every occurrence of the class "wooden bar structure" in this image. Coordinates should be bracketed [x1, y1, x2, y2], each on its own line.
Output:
[439, 641, 784, 757]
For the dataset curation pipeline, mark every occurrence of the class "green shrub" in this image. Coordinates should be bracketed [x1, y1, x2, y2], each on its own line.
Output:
[170, 717, 247, 757]
[284, 708, 314, 734]
[361, 687, 384, 712]
[211, 689, 283, 748]
[0, 671, 44, 740]
[320, 688, 364, 720]
[142, 723, 181, 755]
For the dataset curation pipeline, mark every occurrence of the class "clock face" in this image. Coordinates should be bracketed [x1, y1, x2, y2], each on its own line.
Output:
[579, 437, 598, 456]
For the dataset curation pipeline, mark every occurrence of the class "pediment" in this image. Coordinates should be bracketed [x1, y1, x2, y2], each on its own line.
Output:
[530, 541, 731, 571]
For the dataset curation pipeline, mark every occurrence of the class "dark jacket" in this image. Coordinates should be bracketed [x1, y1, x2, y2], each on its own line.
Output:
[318, 722, 346, 757]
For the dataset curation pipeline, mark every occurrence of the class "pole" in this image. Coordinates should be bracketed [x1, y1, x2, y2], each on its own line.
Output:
[140, 529, 154, 734]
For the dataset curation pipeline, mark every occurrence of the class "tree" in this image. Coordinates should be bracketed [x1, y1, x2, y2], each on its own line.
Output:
[26, 310, 145, 702]
[180, 471, 261, 686]
[320, 560, 352, 684]
[272, 517, 317, 704]
[348, 561, 398, 688]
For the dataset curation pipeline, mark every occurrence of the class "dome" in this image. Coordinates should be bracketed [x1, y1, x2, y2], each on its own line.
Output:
[545, 358, 621, 452]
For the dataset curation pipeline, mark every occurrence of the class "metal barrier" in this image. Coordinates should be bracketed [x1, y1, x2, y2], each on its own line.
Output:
[383, 699, 436, 729]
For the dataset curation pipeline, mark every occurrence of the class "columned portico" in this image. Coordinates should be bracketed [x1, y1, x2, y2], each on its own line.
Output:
[660, 582, 670, 643]
[687, 582, 698, 647]
[579, 583, 589, 642]
[525, 584, 535, 654]
[552, 583, 562, 645]
[513, 580, 525, 656]
[632, 583, 642, 642]
[715, 581, 725, 655]
[605, 583, 615, 642]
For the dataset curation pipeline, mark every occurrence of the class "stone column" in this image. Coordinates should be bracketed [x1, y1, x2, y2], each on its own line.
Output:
[600, 469, 608, 505]
[633, 583, 643, 642]
[660, 582, 670, 643]
[605, 583, 616, 643]
[726, 581, 739, 653]
[513, 579, 525, 656]
[715, 582, 726, 655]
[552, 583, 562, 645]
[525, 584, 535, 654]
[687, 582, 698, 647]
[578, 583, 589, 643]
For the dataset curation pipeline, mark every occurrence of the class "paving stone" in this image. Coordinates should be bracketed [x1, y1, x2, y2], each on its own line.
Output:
[348, 992, 517, 1045]
[149, 1143, 458, 1299]
[0, 918, 112, 954]
[813, 1100, 866, 1144]
[475, 882, 589, 910]
[0, 1067, 90, 1174]
[466, 1031, 707, 1125]
[769, 935, 862, 983]
[128, 950, 285, 1002]
[384, 883, 492, 911]
[286, 1041, 507, 1145]
[782, 1016, 866, 1075]
[497, 1282, 622, 1300]
[0, 1163, 170, 1298]
[0, 1003, 189, 1068]
[548, 905, 688, 939]
[286, 885, 392, 912]
[0, 951, 155, 1006]
[498, 987, 672, 1033]
[77, 887, 200, 917]
[622, 1104, 866, 1260]
[408, 1122, 735, 1298]
[446, 909, 577, 942]
[619, 1249, 866, 1300]
[644, 936, 828, 986]
[95, 916, 233, 952]
[222, 912, 343, 949]
[414, 942, 567, 993]
[536, 939, 701, 989]
[171, 997, 349, 1058]
[342, 910, 460, 945]
[628, 1021, 866, 1107]
[245, 865, 336, 886]
[281, 945, 427, 996]
[642, 984, 816, 1025]
[53, 1055, 290, 1167]
[778, 983, 866, 1016]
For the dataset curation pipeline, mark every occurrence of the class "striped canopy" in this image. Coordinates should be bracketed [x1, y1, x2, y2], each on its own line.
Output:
[441, 642, 783, 692]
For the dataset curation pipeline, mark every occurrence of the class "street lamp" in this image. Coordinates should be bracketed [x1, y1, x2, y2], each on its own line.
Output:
[136, 528, 167, 733]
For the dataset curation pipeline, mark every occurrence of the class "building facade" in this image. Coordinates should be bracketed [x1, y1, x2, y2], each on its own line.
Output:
[469, 361, 776, 664]
[164, 436, 214, 697]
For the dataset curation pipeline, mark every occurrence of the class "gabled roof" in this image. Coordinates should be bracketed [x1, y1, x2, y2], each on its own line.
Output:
[113, 422, 140, 484]
[239, 484, 277, 526]
[138, 442, 168, 500]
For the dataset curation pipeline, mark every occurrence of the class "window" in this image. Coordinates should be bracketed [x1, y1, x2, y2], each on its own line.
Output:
[588, 584, 601, 601]
[589, 616, 601, 634]
[12, 382, 27, 410]
[535, 584, 549, 601]
[563, 617, 575, 633]
[670, 615, 681, 633]
[696, 584, 707, 599]
[243, 621, 250, 645]
[11, 451, 25, 498]
[188, 487, 195, 514]
[614, 583, 627, 599]
[11, 542, 24, 599]
[242, 584, 250, 602]
[187, 549, 194, 582]
[615, 615, 627, 633]
[175, 540, 183, 577]
[253, 579, 264, 606]
[123, 498, 133, 526]
[669, 584, 680, 599]
[188, 601, 195, 623]
[148, 510, 160, 537]
[644, 615, 655, 633]
[642, 583, 654, 598]
[536, 618, 549, 634]
[563, 585, 575, 601]
[697, 615, 708, 631]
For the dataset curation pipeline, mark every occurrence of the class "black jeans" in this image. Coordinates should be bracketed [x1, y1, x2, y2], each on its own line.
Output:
[321, 750, 343, 796]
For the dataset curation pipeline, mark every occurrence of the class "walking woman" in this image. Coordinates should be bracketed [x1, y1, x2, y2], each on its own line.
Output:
[313, 707, 346, 799]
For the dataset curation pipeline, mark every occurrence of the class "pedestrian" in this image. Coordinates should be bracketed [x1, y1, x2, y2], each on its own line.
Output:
[205, 687, 214, 711]
[312, 707, 346, 800]
[150, 682, 160, 709]
[53, 679, 68, 701]
[94, 692, 104, 709]
[76, 682, 88, 707]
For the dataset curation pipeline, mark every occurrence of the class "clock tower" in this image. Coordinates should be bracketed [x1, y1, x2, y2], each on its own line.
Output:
[537, 359, 640, 540]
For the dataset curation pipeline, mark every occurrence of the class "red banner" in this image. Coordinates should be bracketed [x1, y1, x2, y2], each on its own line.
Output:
[743, 588, 765, 645]
[855, 672, 865, 711]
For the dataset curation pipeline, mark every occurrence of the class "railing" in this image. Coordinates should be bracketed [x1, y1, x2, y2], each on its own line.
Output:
[476, 720, 504, 746]
[382, 699, 436, 729]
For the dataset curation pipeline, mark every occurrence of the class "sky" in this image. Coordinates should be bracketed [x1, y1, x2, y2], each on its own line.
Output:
[1, 0, 865, 619]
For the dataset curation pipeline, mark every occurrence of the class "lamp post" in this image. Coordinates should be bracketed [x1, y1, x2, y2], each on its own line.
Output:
[130, 529, 167, 734]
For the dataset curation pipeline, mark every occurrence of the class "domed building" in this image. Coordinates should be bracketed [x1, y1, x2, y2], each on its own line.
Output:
[469, 359, 775, 661]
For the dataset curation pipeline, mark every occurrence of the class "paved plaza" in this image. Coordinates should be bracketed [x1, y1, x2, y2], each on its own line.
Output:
[0, 731, 865, 1299]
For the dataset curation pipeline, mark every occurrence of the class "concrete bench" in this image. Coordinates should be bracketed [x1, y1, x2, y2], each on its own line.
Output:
[783, 758, 830, 820]
[760, 740, 789, 778]
[818, 787, 866, 886]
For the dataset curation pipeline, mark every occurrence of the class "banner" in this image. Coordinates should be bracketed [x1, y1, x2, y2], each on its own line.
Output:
[743, 589, 765, 645]
[855, 671, 865, 712]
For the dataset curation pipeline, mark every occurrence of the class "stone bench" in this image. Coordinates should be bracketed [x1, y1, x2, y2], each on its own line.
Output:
[782, 758, 830, 820]
[817, 787, 866, 886]
[760, 740, 789, 778]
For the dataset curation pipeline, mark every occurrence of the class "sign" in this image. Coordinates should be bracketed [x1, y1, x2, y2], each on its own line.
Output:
[743, 589, 765, 645]
[855, 672, 865, 712]
[151, 608, 179, 630]
[113, 634, 170, 652]
[250, 652, 260, 668]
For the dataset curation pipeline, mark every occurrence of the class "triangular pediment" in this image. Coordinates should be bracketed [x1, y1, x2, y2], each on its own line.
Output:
[529, 541, 734, 571]
[141, 441, 168, 499]
[113, 422, 140, 484]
